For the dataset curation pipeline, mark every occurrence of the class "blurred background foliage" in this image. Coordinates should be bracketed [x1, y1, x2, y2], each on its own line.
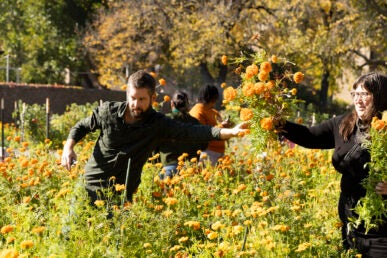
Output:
[0, 0, 386, 114]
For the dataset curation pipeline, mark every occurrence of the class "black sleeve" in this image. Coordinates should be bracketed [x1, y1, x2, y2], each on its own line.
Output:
[280, 118, 336, 149]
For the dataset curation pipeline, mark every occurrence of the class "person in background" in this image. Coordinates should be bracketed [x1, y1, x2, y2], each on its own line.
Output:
[61, 70, 248, 205]
[189, 84, 232, 166]
[158, 90, 208, 180]
[276, 72, 387, 256]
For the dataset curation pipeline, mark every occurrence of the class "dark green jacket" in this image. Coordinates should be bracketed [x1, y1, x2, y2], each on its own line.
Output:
[68, 101, 221, 196]
[158, 111, 209, 166]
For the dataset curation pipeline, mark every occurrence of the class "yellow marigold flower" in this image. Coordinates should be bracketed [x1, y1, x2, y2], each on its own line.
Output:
[115, 184, 126, 192]
[220, 82, 227, 88]
[120, 85, 127, 90]
[207, 231, 218, 240]
[223, 87, 237, 101]
[143, 243, 152, 248]
[20, 240, 34, 249]
[240, 108, 254, 122]
[31, 226, 46, 234]
[242, 82, 255, 97]
[260, 61, 272, 73]
[232, 225, 244, 235]
[184, 221, 201, 230]
[258, 71, 269, 82]
[271, 55, 278, 63]
[260, 117, 274, 131]
[163, 95, 170, 102]
[293, 72, 304, 84]
[94, 200, 105, 207]
[178, 236, 189, 243]
[164, 197, 178, 206]
[290, 88, 297, 96]
[211, 221, 225, 231]
[221, 55, 228, 65]
[1, 225, 14, 234]
[0, 249, 19, 258]
[159, 78, 166, 86]
[295, 242, 311, 252]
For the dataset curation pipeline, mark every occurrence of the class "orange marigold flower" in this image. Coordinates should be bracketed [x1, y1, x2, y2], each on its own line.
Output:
[266, 80, 275, 90]
[20, 240, 34, 249]
[242, 82, 255, 97]
[240, 108, 254, 121]
[164, 197, 178, 206]
[271, 55, 278, 63]
[293, 72, 304, 84]
[254, 82, 266, 95]
[1, 225, 14, 234]
[260, 117, 274, 131]
[159, 78, 166, 86]
[223, 87, 237, 101]
[184, 221, 201, 230]
[21, 142, 29, 148]
[149, 72, 157, 78]
[163, 95, 171, 102]
[258, 71, 269, 82]
[152, 101, 159, 108]
[221, 55, 228, 65]
[245, 64, 259, 79]
[120, 85, 127, 90]
[31, 226, 46, 234]
[220, 82, 227, 88]
[14, 136, 21, 142]
[371, 118, 385, 130]
[260, 61, 272, 73]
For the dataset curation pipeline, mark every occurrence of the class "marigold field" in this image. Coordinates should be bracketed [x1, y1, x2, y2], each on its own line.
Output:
[0, 121, 361, 257]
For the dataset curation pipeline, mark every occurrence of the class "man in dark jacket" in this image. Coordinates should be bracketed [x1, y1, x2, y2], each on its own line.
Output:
[61, 70, 248, 203]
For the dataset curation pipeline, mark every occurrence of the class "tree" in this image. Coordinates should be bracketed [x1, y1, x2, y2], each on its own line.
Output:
[0, 0, 105, 84]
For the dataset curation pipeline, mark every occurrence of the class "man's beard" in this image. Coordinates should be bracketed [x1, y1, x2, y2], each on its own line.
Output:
[130, 104, 151, 120]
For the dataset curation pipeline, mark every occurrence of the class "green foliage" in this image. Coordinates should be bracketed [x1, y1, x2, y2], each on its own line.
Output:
[353, 121, 387, 233]
[12, 101, 98, 148]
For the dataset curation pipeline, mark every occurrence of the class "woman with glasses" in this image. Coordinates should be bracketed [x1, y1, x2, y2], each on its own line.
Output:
[276, 72, 387, 256]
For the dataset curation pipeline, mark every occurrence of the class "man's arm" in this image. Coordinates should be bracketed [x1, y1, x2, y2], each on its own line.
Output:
[61, 139, 77, 171]
[219, 122, 249, 140]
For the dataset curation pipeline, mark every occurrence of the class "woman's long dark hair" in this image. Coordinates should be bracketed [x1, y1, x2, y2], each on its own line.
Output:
[339, 72, 387, 141]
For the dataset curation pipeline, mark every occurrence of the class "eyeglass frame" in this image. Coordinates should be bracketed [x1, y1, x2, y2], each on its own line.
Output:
[350, 91, 371, 100]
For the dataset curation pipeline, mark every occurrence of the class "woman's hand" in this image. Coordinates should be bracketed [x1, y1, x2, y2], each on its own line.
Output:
[375, 181, 387, 195]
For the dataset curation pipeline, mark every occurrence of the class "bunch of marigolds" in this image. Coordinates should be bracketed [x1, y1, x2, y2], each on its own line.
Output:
[221, 50, 304, 151]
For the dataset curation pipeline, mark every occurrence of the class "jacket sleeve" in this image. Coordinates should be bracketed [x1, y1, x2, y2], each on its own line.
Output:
[159, 115, 222, 142]
[280, 118, 337, 149]
[67, 105, 103, 143]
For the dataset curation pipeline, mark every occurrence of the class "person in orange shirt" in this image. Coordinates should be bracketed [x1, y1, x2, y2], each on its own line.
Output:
[189, 84, 231, 166]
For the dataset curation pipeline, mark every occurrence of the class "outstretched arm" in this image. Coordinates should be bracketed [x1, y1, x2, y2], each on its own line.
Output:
[219, 122, 249, 140]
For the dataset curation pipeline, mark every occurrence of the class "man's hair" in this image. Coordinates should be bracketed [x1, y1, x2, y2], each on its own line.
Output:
[198, 84, 219, 104]
[127, 70, 156, 95]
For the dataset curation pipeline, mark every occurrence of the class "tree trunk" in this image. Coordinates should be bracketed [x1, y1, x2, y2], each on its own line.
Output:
[199, 62, 215, 85]
[319, 67, 330, 112]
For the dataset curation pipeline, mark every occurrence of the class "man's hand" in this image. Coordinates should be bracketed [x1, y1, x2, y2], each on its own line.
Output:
[219, 122, 250, 140]
[61, 139, 77, 171]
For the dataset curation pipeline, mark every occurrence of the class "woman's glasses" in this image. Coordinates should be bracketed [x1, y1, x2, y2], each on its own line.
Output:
[350, 91, 371, 100]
